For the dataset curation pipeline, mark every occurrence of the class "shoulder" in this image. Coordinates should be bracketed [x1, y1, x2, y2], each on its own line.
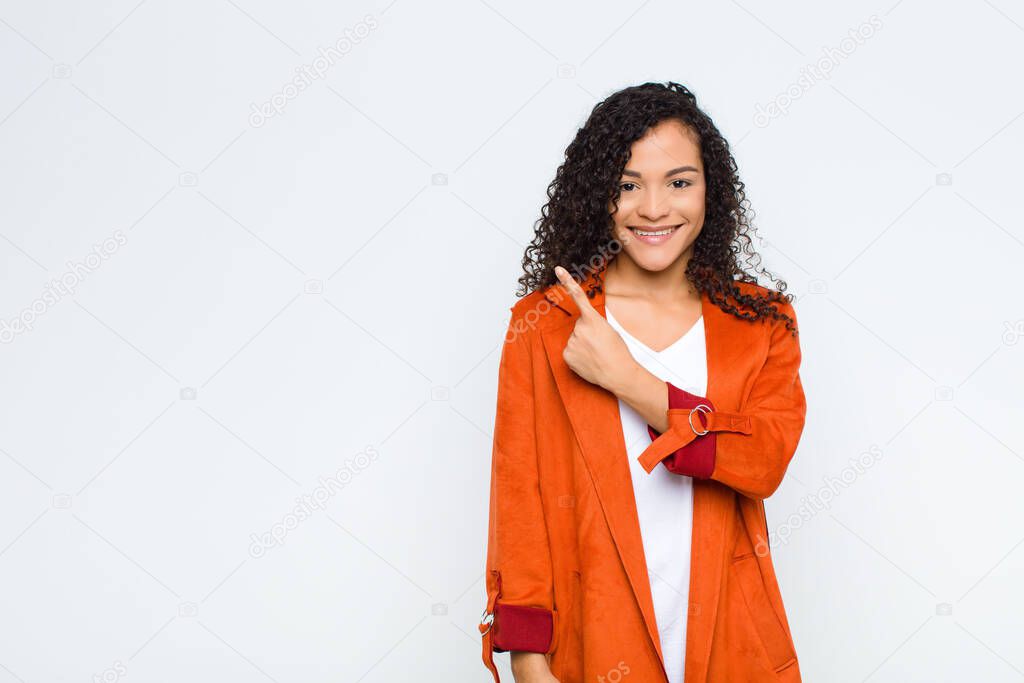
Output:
[732, 279, 794, 308]
[730, 279, 799, 331]
[506, 287, 572, 332]
[509, 289, 550, 318]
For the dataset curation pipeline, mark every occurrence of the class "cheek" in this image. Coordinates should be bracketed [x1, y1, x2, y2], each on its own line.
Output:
[687, 189, 707, 217]
[611, 225, 636, 250]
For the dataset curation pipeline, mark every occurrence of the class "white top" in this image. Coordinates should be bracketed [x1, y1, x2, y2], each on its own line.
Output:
[605, 304, 708, 683]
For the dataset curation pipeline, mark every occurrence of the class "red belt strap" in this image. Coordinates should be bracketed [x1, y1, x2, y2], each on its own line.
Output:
[638, 408, 752, 473]
[479, 572, 501, 682]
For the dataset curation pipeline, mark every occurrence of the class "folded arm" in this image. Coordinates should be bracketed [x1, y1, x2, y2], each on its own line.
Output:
[613, 303, 807, 500]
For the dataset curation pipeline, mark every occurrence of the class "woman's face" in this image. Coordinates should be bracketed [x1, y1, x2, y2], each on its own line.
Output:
[609, 119, 706, 273]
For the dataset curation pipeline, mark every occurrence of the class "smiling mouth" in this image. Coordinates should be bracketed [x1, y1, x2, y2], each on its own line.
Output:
[630, 225, 680, 236]
[627, 224, 681, 243]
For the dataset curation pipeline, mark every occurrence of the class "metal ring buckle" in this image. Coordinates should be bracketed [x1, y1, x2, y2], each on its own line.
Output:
[689, 404, 711, 436]
[479, 609, 494, 635]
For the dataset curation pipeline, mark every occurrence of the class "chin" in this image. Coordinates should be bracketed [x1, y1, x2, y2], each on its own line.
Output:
[622, 248, 686, 273]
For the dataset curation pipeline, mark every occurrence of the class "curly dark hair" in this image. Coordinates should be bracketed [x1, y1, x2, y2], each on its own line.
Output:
[516, 81, 797, 335]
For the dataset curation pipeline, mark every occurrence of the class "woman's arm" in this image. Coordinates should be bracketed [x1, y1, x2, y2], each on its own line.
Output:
[482, 310, 558, 680]
[607, 362, 671, 432]
[621, 302, 807, 501]
[553, 265, 805, 500]
[511, 652, 560, 682]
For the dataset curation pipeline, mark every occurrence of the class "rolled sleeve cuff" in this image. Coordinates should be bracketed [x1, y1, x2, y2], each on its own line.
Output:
[645, 381, 717, 479]
[491, 601, 554, 653]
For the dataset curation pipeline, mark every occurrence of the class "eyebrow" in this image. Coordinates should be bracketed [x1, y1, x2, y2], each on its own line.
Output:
[622, 165, 700, 178]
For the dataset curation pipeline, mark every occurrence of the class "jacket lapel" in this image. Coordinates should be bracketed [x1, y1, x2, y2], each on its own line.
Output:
[537, 268, 751, 682]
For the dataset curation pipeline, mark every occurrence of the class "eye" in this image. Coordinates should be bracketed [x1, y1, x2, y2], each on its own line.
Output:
[671, 179, 691, 189]
[619, 182, 637, 192]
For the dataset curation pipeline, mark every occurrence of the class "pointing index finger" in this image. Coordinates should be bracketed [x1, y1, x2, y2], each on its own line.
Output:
[554, 266, 596, 316]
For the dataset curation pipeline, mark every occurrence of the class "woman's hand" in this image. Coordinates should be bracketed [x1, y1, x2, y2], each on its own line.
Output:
[554, 266, 639, 393]
[553, 265, 672, 433]
[510, 651, 561, 682]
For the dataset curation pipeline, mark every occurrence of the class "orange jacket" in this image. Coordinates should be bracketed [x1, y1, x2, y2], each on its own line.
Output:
[479, 265, 808, 683]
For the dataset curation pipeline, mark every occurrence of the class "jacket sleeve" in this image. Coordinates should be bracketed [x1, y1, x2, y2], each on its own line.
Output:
[479, 314, 556, 681]
[638, 301, 807, 500]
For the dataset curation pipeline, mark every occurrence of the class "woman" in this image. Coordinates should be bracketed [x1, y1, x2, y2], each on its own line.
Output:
[479, 82, 807, 683]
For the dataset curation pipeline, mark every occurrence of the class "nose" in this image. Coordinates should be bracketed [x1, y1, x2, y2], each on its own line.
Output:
[637, 186, 670, 222]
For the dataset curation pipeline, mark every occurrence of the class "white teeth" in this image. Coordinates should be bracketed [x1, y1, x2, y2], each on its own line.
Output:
[633, 226, 676, 236]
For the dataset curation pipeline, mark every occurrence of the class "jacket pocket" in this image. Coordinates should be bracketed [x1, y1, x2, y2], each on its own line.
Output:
[731, 553, 797, 673]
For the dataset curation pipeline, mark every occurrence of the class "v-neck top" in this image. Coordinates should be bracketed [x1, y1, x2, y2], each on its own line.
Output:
[606, 305, 703, 355]
[605, 304, 708, 683]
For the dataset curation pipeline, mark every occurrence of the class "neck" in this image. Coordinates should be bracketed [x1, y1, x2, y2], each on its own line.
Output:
[605, 250, 697, 303]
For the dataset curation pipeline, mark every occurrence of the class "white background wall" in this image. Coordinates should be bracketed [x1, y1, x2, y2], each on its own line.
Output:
[1, 1, 1022, 681]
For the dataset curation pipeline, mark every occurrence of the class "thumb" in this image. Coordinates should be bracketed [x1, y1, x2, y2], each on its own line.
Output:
[554, 266, 597, 317]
